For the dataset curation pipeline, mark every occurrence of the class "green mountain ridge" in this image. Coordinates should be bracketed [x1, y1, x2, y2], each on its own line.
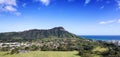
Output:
[0, 27, 80, 42]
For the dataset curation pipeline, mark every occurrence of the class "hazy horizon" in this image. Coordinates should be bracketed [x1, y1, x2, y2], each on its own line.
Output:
[0, 0, 120, 35]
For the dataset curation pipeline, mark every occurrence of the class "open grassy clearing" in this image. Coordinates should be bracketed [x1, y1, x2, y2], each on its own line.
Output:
[92, 46, 108, 52]
[91, 46, 108, 57]
[0, 51, 80, 57]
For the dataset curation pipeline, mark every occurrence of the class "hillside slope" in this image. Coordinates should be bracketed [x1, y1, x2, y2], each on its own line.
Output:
[0, 27, 79, 42]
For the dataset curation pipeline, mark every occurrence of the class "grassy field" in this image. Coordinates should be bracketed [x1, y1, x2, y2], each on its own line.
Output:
[0, 51, 80, 57]
[91, 46, 108, 57]
[0, 47, 108, 57]
[92, 46, 108, 52]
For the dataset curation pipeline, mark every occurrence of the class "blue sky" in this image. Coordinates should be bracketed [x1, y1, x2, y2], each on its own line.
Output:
[0, 0, 120, 35]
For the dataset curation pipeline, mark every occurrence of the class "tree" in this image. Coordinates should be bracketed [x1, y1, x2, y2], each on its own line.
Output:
[29, 45, 39, 51]
[10, 48, 19, 54]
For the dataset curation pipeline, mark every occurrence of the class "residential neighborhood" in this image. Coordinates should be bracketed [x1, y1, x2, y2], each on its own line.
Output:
[107, 40, 120, 46]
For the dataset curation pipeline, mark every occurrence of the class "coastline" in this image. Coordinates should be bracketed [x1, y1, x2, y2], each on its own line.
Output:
[80, 35, 120, 41]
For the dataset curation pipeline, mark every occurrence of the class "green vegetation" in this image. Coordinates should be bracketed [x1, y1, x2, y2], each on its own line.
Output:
[0, 27, 120, 57]
[92, 47, 108, 52]
[0, 27, 80, 42]
[0, 37, 120, 57]
[78, 42, 120, 57]
[0, 51, 80, 57]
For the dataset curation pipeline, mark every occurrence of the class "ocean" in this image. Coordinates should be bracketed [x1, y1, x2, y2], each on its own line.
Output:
[80, 35, 120, 40]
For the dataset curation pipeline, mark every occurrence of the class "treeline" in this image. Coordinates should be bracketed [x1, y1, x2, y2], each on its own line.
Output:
[0, 38, 99, 54]
[78, 40, 120, 57]
[101, 42, 120, 57]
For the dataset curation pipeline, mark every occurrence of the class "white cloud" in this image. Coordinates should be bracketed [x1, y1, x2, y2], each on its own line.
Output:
[100, 6, 104, 9]
[118, 19, 120, 23]
[14, 12, 21, 16]
[85, 0, 91, 5]
[115, 0, 120, 9]
[40, 0, 50, 6]
[0, 0, 21, 16]
[99, 19, 120, 25]
[4, 5, 17, 12]
[37, 0, 91, 6]
[22, 3, 27, 7]
[99, 21, 106, 24]
[0, 0, 16, 6]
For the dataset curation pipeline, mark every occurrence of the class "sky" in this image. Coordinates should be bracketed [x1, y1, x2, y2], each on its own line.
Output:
[0, 0, 120, 35]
